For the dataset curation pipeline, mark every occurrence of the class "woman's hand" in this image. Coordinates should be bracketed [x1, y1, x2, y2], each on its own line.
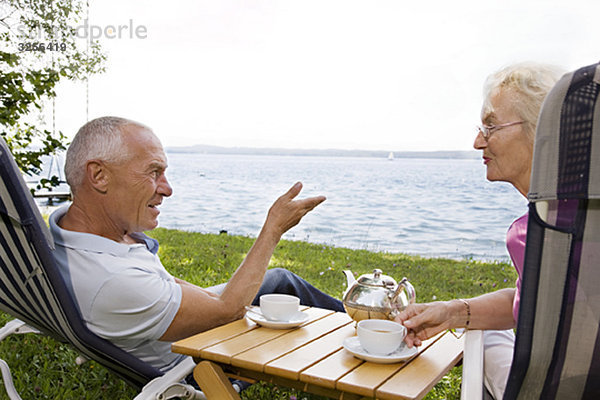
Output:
[396, 289, 517, 347]
[395, 300, 465, 347]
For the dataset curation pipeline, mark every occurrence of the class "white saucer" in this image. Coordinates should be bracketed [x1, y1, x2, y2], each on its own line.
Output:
[342, 336, 418, 364]
[245, 308, 309, 329]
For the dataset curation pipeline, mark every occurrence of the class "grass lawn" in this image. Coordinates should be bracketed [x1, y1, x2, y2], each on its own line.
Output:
[0, 228, 516, 399]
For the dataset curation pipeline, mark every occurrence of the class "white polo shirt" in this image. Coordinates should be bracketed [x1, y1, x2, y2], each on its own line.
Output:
[49, 206, 186, 372]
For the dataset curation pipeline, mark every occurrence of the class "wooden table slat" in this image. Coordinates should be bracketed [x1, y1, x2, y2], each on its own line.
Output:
[171, 318, 258, 358]
[200, 307, 335, 364]
[231, 312, 352, 371]
[299, 347, 364, 389]
[336, 359, 407, 397]
[172, 306, 315, 357]
[264, 323, 357, 380]
[376, 332, 464, 400]
[335, 332, 443, 398]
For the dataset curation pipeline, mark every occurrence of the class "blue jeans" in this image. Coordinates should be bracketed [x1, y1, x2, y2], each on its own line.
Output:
[251, 268, 345, 312]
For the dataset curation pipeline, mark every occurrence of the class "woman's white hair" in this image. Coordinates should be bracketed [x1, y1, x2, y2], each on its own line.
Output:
[65, 116, 150, 192]
[482, 62, 564, 141]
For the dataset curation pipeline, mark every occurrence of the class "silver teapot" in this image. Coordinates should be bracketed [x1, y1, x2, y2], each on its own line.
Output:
[342, 268, 416, 322]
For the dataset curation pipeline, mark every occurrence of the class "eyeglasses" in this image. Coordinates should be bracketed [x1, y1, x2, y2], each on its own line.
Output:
[476, 120, 525, 140]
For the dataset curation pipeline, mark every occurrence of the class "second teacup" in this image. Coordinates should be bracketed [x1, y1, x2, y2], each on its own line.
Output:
[259, 294, 300, 321]
[357, 319, 406, 356]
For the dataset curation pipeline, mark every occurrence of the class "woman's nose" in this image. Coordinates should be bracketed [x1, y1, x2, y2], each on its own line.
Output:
[473, 130, 487, 150]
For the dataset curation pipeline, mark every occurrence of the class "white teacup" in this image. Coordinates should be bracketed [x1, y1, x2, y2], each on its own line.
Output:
[259, 294, 300, 321]
[357, 319, 406, 356]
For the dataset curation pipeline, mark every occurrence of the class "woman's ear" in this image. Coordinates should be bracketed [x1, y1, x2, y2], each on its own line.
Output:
[86, 160, 109, 193]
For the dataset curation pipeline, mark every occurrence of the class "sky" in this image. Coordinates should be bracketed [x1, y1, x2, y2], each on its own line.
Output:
[50, 0, 600, 152]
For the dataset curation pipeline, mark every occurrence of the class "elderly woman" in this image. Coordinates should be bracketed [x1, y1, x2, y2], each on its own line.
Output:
[395, 63, 563, 399]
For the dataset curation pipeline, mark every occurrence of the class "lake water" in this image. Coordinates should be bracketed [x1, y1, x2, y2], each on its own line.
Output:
[159, 153, 527, 262]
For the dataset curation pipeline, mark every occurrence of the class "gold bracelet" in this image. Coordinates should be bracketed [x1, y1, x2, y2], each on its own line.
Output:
[460, 298, 471, 328]
[449, 299, 470, 339]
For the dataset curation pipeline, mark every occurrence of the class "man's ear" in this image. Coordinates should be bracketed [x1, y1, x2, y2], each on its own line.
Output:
[86, 160, 109, 193]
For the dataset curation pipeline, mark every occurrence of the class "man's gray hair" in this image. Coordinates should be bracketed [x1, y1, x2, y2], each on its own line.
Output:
[482, 62, 564, 142]
[65, 116, 150, 192]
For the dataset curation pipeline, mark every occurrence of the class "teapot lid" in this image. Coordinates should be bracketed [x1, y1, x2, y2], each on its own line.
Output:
[357, 269, 397, 288]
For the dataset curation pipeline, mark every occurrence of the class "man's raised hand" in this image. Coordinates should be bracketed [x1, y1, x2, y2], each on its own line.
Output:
[263, 182, 326, 238]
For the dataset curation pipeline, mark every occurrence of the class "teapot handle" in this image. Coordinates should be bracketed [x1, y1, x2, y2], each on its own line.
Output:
[399, 277, 416, 304]
[388, 277, 416, 319]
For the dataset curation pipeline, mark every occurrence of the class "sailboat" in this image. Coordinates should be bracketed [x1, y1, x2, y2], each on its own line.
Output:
[387, 151, 394, 161]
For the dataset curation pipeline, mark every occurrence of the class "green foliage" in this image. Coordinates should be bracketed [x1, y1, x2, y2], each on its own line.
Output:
[0, 230, 516, 399]
[0, 336, 134, 399]
[0, 0, 105, 186]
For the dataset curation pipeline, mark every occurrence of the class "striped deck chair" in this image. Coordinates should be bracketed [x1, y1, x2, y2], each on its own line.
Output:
[0, 136, 203, 399]
[461, 61, 600, 400]
[504, 61, 600, 399]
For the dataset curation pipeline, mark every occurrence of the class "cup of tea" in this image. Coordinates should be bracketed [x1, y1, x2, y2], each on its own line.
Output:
[357, 319, 406, 355]
[259, 294, 300, 321]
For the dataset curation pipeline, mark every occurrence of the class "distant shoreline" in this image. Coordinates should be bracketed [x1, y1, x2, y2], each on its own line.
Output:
[166, 144, 479, 160]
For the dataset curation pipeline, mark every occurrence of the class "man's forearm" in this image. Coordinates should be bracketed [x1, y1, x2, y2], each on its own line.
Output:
[219, 226, 281, 309]
[160, 227, 282, 342]
[161, 183, 325, 341]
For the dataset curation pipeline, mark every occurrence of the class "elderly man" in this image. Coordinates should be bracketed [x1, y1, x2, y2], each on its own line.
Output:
[49, 116, 344, 372]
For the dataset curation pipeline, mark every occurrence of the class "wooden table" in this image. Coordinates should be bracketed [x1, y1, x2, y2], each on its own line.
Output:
[172, 307, 464, 400]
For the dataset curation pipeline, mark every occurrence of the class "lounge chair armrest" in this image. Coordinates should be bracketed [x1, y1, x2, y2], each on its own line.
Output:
[0, 359, 22, 400]
[0, 320, 43, 400]
[461, 329, 484, 400]
[0, 319, 39, 341]
[134, 357, 205, 400]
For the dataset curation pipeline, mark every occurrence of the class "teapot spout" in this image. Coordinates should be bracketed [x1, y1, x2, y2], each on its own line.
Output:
[343, 270, 356, 289]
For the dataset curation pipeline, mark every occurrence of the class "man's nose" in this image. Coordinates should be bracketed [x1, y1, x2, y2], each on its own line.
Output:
[158, 175, 173, 197]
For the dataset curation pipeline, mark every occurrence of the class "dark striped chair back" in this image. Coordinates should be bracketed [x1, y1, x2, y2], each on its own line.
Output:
[0, 136, 161, 388]
[505, 62, 600, 399]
